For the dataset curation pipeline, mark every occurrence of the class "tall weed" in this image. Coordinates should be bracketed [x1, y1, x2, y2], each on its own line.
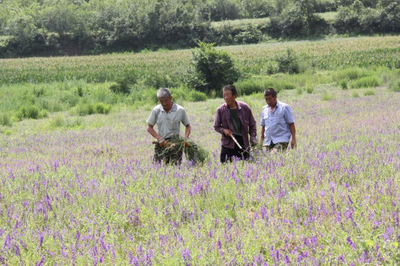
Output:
[350, 76, 382, 88]
[0, 113, 13, 127]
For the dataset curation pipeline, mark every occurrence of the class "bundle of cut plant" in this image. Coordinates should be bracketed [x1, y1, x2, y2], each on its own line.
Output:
[184, 139, 209, 164]
[158, 136, 208, 164]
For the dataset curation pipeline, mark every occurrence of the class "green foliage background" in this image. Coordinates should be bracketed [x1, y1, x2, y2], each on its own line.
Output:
[1, 0, 399, 57]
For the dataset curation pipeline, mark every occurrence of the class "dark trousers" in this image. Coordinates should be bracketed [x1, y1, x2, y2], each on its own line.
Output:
[266, 141, 289, 153]
[220, 135, 249, 163]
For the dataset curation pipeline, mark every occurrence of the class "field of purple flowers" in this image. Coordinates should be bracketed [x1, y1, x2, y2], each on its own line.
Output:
[1, 87, 399, 265]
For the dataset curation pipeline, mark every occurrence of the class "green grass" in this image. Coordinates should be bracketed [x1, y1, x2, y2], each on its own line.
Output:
[2, 36, 400, 85]
[2, 36, 400, 125]
[389, 79, 400, 92]
[363, 89, 376, 96]
[322, 91, 335, 101]
[350, 76, 382, 89]
[211, 12, 337, 29]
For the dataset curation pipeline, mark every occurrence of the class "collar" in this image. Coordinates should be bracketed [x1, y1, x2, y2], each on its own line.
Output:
[223, 101, 242, 110]
[160, 103, 177, 113]
[268, 101, 280, 109]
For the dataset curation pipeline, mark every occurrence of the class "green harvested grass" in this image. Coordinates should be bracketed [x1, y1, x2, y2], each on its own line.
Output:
[166, 136, 209, 164]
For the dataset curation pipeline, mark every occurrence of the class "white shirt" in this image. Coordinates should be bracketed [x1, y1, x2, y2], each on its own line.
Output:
[147, 103, 190, 139]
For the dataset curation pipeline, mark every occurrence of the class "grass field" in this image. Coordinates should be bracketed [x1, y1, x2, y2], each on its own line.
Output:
[1, 85, 399, 264]
[0, 35, 400, 264]
[211, 12, 338, 29]
[1, 35, 400, 85]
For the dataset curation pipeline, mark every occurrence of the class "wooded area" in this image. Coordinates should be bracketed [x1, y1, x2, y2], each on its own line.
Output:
[0, 0, 399, 57]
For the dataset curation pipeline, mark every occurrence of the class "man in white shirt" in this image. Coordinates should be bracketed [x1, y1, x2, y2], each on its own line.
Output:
[260, 88, 296, 153]
[147, 88, 191, 164]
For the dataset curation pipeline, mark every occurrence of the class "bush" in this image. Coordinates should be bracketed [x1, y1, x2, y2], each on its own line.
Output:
[339, 80, 348, 90]
[188, 42, 240, 94]
[350, 76, 381, 88]
[233, 24, 263, 44]
[268, 1, 329, 37]
[389, 79, 400, 92]
[75, 103, 94, 116]
[33, 87, 46, 97]
[0, 113, 13, 127]
[109, 82, 131, 94]
[380, 1, 400, 33]
[275, 48, 300, 74]
[94, 102, 111, 114]
[208, 0, 240, 21]
[334, 6, 361, 34]
[306, 87, 314, 94]
[322, 91, 335, 101]
[74, 101, 111, 116]
[16, 105, 40, 120]
[190, 90, 207, 102]
[129, 88, 158, 105]
[170, 87, 191, 102]
[76, 87, 84, 97]
[235, 77, 296, 96]
[363, 89, 375, 96]
[50, 114, 65, 128]
[50, 115, 85, 128]
[60, 92, 79, 107]
[352, 91, 360, 97]
[39, 109, 49, 119]
[333, 1, 383, 34]
[239, 0, 275, 18]
[334, 67, 370, 81]
[235, 79, 266, 95]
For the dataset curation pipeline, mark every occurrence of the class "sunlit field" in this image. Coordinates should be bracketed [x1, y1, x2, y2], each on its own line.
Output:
[1, 35, 400, 84]
[1, 84, 399, 264]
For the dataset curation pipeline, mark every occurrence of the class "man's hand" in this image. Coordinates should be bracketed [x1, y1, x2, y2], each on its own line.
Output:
[159, 141, 168, 147]
[250, 139, 258, 147]
[291, 139, 297, 149]
[158, 137, 168, 147]
[222, 129, 232, 137]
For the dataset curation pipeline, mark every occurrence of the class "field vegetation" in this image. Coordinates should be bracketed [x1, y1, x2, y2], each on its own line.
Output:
[1, 85, 399, 264]
[1, 36, 400, 126]
[0, 30, 400, 264]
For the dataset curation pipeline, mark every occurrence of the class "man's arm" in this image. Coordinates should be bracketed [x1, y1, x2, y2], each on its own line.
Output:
[147, 124, 162, 141]
[248, 109, 257, 144]
[289, 123, 296, 148]
[260, 126, 265, 143]
[184, 124, 191, 139]
[213, 108, 232, 136]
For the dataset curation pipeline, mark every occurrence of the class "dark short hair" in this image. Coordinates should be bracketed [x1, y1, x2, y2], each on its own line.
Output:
[264, 88, 277, 97]
[222, 85, 237, 96]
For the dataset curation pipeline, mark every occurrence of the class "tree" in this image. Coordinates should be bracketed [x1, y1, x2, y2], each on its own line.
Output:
[268, 0, 329, 37]
[188, 42, 240, 94]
